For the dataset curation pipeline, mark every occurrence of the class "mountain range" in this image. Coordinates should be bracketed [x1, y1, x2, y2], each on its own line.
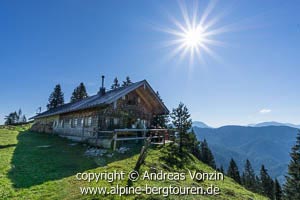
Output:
[248, 121, 300, 129]
[192, 121, 211, 128]
[192, 121, 299, 184]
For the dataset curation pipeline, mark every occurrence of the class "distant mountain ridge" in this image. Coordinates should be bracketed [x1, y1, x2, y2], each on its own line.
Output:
[193, 125, 299, 184]
[192, 121, 211, 128]
[248, 121, 300, 129]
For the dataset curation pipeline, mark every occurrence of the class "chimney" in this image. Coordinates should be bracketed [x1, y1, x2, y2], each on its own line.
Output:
[98, 75, 106, 95]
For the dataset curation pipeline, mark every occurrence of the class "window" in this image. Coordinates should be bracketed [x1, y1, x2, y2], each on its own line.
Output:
[113, 118, 119, 125]
[53, 120, 57, 128]
[127, 95, 137, 105]
[88, 117, 92, 127]
[76, 118, 82, 127]
[60, 120, 64, 128]
[84, 117, 92, 127]
[105, 117, 110, 127]
[69, 119, 72, 127]
[141, 120, 146, 129]
[72, 118, 78, 128]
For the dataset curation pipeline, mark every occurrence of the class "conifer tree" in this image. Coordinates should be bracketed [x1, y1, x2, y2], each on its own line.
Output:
[70, 82, 88, 103]
[4, 109, 26, 125]
[171, 102, 192, 152]
[200, 139, 216, 169]
[255, 175, 261, 192]
[17, 109, 22, 122]
[242, 159, 257, 192]
[260, 165, 274, 199]
[21, 115, 27, 123]
[111, 77, 120, 89]
[227, 158, 241, 184]
[4, 112, 18, 125]
[152, 114, 169, 128]
[283, 131, 300, 200]
[186, 129, 201, 157]
[220, 165, 224, 174]
[274, 178, 282, 200]
[47, 84, 64, 110]
[122, 76, 132, 87]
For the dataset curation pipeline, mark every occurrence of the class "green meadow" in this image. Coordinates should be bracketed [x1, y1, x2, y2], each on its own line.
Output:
[0, 125, 267, 199]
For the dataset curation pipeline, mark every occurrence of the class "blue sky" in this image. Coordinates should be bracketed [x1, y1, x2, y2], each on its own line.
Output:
[0, 0, 299, 127]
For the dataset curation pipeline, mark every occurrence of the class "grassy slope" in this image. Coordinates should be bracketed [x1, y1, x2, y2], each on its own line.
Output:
[0, 126, 267, 200]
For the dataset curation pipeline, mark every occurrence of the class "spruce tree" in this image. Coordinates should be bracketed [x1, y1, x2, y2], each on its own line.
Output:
[47, 84, 64, 110]
[111, 77, 120, 89]
[274, 178, 282, 200]
[200, 139, 216, 169]
[260, 165, 274, 199]
[171, 102, 192, 152]
[21, 115, 27, 123]
[122, 76, 132, 87]
[17, 109, 22, 123]
[4, 112, 18, 125]
[186, 129, 201, 158]
[255, 175, 261, 193]
[242, 159, 257, 192]
[4, 110, 26, 125]
[152, 114, 169, 128]
[220, 165, 224, 174]
[227, 158, 241, 184]
[283, 131, 300, 200]
[70, 82, 88, 103]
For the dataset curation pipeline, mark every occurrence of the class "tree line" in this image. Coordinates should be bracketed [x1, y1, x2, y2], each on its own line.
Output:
[225, 130, 300, 200]
[225, 158, 282, 200]
[160, 102, 300, 200]
[46, 76, 133, 110]
[4, 109, 27, 125]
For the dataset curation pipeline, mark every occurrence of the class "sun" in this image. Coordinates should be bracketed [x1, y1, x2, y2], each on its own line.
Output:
[183, 26, 205, 48]
[159, 0, 229, 65]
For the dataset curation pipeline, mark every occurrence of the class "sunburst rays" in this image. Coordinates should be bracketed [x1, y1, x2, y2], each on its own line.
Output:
[159, 0, 230, 66]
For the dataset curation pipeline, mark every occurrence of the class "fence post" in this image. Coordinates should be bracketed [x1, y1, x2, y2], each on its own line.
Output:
[95, 128, 98, 147]
[113, 131, 117, 151]
[163, 130, 166, 145]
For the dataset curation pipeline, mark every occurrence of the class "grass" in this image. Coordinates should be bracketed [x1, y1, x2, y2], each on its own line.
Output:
[0, 126, 267, 200]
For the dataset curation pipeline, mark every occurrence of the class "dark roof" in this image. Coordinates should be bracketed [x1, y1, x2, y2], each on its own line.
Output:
[31, 80, 169, 119]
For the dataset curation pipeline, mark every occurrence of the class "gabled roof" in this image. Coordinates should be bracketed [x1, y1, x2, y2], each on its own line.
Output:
[31, 80, 169, 119]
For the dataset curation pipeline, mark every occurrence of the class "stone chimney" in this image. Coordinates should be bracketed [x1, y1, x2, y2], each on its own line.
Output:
[98, 75, 106, 95]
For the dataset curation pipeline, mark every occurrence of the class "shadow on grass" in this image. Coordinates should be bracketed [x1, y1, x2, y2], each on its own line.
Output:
[9, 130, 140, 188]
[0, 144, 16, 149]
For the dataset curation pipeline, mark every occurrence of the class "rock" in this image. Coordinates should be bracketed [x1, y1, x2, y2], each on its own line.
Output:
[84, 147, 108, 157]
[117, 146, 130, 154]
[106, 153, 114, 158]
